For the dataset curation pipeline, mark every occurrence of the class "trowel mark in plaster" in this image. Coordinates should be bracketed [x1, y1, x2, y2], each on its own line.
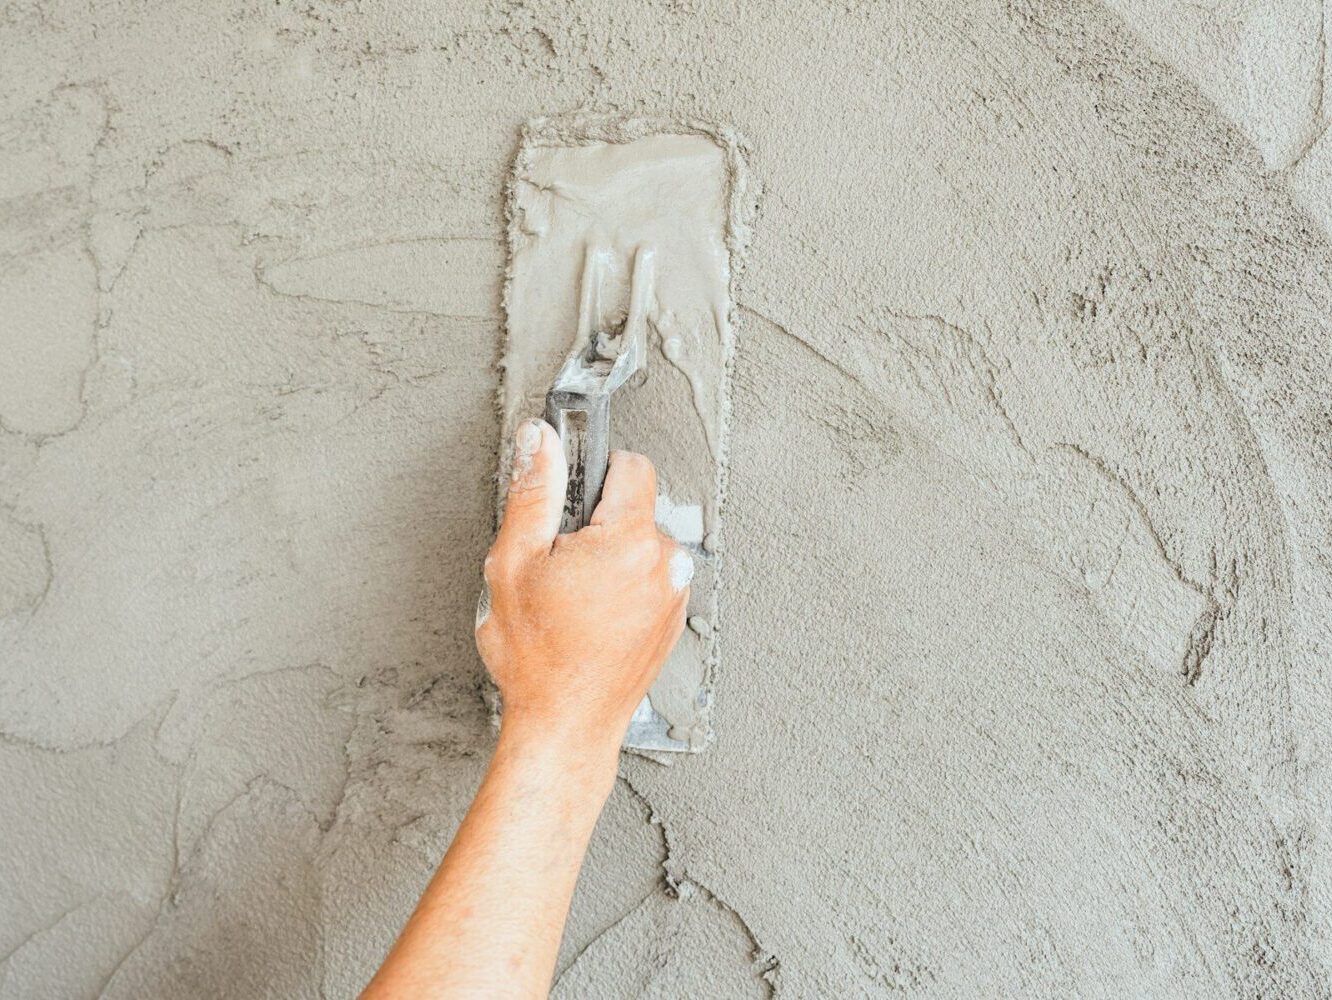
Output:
[1056, 442, 1224, 685]
[653, 300, 730, 465]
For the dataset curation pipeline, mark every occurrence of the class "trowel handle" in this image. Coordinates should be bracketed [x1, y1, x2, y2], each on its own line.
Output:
[545, 390, 610, 533]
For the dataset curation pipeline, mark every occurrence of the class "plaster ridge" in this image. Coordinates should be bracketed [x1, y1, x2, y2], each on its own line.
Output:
[738, 306, 865, 391]
[1055, 440, 1223, 685]
[142, 136, 235, 184]
[552, 882, 662, 990]
[92, 773, 182, 999]
[617, 770, 779, 993]
[253, 256, 497, 320]
[0, 505, 53, 617]
[0, 896, 98, 970]
[883, 306, 1033, 458]
[1009, 0, 1257, 169]
[95, 772, 316, 998]
[211, 659, 341, 695]
[1283, 0, 1329, 172]
[1195, 326, 1306, 742]
[62, 83, 114, 443]
[0, 693, 177, 758]
[0, 207, 102, 446]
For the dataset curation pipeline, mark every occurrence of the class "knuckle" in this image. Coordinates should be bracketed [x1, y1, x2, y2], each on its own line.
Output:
[613, 450, 654, 479]
[475, 622, 501, 665]
[657, 532, 683, 563]
[626, 533, 663, 570]
[483, 549, 516, 584]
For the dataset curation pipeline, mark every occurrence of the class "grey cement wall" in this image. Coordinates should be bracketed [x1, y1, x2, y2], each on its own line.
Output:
[3, 1, 1331, 997]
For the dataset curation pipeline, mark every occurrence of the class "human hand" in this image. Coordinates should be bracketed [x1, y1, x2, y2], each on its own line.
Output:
[476, 419, 690, 753]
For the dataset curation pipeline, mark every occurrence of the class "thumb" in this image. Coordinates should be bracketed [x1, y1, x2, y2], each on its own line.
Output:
[495, 418, 568, 557]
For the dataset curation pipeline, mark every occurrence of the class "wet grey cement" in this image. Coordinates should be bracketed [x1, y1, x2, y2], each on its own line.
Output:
[3, 2, 1332, 997]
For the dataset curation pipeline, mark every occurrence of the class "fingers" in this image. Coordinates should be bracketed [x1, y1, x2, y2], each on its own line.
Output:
[493, 419, 567, 562]
[591, 450, 657, 528]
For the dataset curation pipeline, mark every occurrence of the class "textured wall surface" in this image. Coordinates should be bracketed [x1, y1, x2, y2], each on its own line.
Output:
[3, 1, 1331, 997]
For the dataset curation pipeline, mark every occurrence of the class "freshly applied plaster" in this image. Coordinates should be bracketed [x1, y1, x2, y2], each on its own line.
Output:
[2, 1, 1332, 997]
[500, 122, 745, 750]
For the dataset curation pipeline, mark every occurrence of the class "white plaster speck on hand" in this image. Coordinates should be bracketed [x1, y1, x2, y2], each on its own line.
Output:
[668, 549, 694, 592]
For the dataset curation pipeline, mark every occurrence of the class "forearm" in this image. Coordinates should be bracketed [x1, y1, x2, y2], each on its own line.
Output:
[362, 718, 620, 999]
[364, 428, 682, 997]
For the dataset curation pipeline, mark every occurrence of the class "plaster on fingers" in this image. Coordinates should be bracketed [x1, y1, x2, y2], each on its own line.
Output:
[669, 548, 695, 592]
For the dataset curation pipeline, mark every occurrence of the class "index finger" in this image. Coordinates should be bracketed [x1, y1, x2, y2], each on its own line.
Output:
[590, 450, 657, 529]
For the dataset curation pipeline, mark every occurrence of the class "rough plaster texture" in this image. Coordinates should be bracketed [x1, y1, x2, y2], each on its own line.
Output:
[2, 2, 1331, 998]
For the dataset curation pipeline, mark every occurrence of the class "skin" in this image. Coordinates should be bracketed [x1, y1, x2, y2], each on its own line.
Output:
[361, 418, 688, 999]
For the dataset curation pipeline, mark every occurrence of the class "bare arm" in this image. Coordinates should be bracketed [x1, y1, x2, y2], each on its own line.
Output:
[361, 418, 688, 999]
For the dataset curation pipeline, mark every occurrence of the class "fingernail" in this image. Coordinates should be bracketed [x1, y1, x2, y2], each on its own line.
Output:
[511, 420, 543, 481]
[516, 420, 542, 457]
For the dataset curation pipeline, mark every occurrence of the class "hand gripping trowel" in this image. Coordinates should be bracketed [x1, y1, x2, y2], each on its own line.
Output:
[545, 245, 685, 750]
[501, 123, 743, 755]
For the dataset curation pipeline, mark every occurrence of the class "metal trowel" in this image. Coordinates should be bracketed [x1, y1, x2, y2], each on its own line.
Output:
[545, 245, 652, 531]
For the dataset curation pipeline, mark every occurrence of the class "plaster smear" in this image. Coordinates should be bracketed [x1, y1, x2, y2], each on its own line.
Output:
[501, 121, 747, 750]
